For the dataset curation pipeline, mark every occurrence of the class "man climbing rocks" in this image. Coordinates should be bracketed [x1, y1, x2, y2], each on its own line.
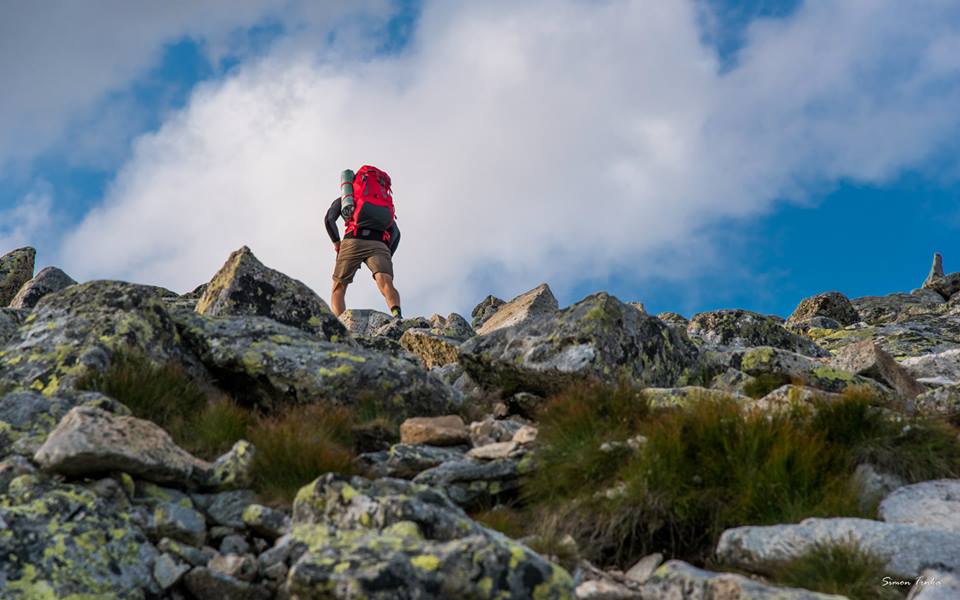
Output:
[325, 165, 402, 318]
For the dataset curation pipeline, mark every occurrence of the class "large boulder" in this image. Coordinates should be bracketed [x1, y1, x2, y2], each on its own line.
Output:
[0, 280, 203, 395]
[901, 349, 960, 385]
[475, 283, 559, 336]
[196, 246, 347, 341]
[0, 390, 120, 457]
[460, 292, 701, 396]
[8, 266, 76, 310]
[716, 517, 960, 579]
[733, 346, 890, 395]
[175, 312, 455, 419]
[829, 340, 925, 399]
[639, 560, 843, 600]
[0, 475, 158, 597]
[0, 247, 35, 306]
[284, 474, 574, 599]
[807, 313, 960, 359]
[688, 309, 828, 357]
[788, 291, 859, 326]
[850, 290, 945, 326]
[34, 406, 213, 488]
[879, 479, 960, 534]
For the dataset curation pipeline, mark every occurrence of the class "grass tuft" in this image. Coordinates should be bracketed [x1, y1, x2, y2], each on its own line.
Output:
[520, 383, 960, 568]
[78, 351, 362, 503]
[249, 404, 359, 504]
[757, 540, 906, 600]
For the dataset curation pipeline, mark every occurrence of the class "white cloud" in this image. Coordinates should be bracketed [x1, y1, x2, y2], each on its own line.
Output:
[0, 0, 385, 174]
[58, 0, 960, 316]
[0, 187, 54, 254]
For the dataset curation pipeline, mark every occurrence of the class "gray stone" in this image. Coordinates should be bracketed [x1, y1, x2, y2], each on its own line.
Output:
[624, 553, 662, 584]
[151, 501, 207, 546]
[399, 415, 469, 446]
[258, 535, 295, 570]
[852, 464, 906, 512]
[242, 503, 290, 541]
[429, 312, 475, 341]
[639, 560, 843, 599]
[788, 291, 860, 326]
[413, 456, 528, 507]
[461, 292, 701, 396]
[183, 567, 270, 600]
[338, 308, 393, 337]
[0, 391, 76, 457]
[196, 245, 347, 341]
[908, 570, 960, 600]
[192, 489, 257, 529]
[688, 309, 828, 357]
[220, 534, 251, 556]
[829, 340, 925, 398]
[0, 455, 36, 494]
[176, 312, 455, 419]
[34, 406, 213, 487]
[358, 443, 467, 479]
[157, 538, 216, 567]
[208, 439, 256, 490]
[471, 294, 505, 329]
[469, 417, 525, 446]
[154, 553, 190, 590]
[475, 283, 559, 335]
[285, 474, 574, 599]
[879, 479, 960, 534]
[716, 517, 960, 578]
[575, 579, 639, 599]
[9, 266, 77, 310]
[371, 315, 431, 340]
[0, 247, 35, 306]
[208, 553, 258, 582]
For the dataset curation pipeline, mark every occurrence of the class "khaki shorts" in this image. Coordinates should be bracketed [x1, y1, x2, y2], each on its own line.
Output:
[333, 239, 393, 284]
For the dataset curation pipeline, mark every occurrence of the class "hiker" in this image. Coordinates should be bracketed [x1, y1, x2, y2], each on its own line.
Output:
[324, 165, 402, 319]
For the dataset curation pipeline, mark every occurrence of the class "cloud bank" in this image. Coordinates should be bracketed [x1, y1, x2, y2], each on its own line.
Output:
[57, 0, 960, 315]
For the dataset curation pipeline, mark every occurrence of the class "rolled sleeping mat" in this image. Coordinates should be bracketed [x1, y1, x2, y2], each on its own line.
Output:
[340, 169, 356, 219]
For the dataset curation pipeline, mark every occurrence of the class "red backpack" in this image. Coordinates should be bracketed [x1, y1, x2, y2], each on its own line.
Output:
[344, 165, 395, 243]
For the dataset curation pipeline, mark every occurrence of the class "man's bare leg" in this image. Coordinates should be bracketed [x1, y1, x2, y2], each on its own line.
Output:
[331, 280, 348, 316]
[374, 272, 401, 316]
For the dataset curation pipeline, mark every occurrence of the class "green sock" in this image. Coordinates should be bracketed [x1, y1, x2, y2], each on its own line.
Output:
[390, 306, 402, 318]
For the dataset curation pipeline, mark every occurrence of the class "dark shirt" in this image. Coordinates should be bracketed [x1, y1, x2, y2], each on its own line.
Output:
[325, 197, 400, 255]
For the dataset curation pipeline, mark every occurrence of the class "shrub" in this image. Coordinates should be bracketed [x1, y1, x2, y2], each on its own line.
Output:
[249, 404, 360, 504]
[758, 540, 905, 600]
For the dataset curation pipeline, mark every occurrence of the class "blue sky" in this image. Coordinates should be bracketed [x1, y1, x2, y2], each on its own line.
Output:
[1, 0, 958, 317]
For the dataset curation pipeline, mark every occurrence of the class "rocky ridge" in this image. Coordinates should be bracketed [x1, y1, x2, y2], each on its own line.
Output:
[0, 246, 957, 599]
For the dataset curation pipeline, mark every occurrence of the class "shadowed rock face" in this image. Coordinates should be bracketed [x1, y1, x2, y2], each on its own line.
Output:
[0, 247, 35, 307]
[9, 266, 76, 310]
[688, 309, 828, 358]
[461, 292, 701, 395]
[285, 474, 574, 599]
[174, 312, 456, 420]
[197, 246, 347, 342]
[0, 280, 205, 395]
